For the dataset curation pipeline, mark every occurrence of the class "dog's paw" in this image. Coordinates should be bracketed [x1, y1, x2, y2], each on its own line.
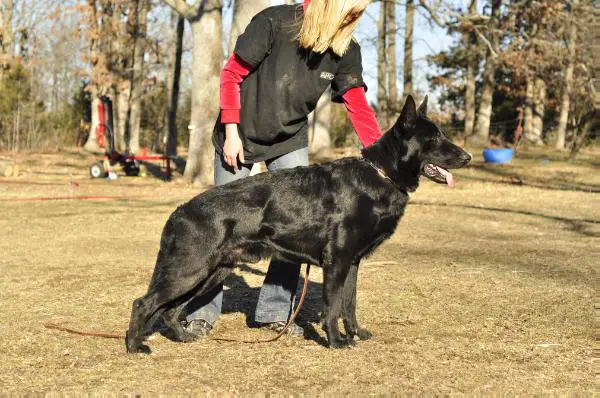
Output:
[125, 332, 152, 354]
[329, 338, 355, 349]
[343, 322, 373, 341]
[355, 327, 373, 341]
[126, 343, 152, 354]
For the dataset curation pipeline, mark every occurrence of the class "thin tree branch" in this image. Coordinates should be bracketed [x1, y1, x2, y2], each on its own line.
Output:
[474, 26, 498, 57]
[417, 0, 445, 28]
[417, 0, 497, 58]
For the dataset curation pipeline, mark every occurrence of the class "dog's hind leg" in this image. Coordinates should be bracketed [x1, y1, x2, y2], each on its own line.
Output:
[159, 264, 234, 342]
[342, 263, 372, 342]
[192, 263, 234, 299]
[158, 303, 188, 342]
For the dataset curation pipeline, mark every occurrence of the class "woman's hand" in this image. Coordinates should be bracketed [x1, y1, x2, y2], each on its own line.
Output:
[223, 124, 245, 169]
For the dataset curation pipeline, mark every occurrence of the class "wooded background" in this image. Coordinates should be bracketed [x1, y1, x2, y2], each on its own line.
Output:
[0, 0, 598, 184]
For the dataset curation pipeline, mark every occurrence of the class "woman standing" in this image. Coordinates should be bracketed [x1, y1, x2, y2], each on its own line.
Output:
[165, 0, 383, 341]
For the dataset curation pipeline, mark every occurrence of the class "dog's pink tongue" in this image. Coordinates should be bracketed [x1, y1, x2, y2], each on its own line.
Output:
[435, 166, 454, 187]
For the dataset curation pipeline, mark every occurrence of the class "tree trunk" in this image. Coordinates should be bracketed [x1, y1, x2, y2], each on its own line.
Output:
[464, 57, 477, 140]
[128, 0, 150, 154]
[523, 75, 533, 141]
[529, 77, 546, 145]
[463, 0, 477, 140]
[377, 0, 387, 118]
[0, 0, 15, 80]
[555, 63, 573, 150]
[111, 1, 129, 152]
[165, 11, 184, 156]
[83, 0, 114, 153]
[228, 0, 270, 55]
[115, 80, 131, 151]
[84, 96, 103, 153]
[569, 109, 598, 159]
[308, 89, 331, 156]
[403, 0, 414, 97]
[472, 61, 494, 146]
[472, 0, 501, 147]
[163, 0, 224, 185]
[386, 0, 397, 121]
[556, 17, 576, 150]
[187, 3, 223, 185]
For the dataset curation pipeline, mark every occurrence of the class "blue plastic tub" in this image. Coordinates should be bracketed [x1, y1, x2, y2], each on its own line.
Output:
[483, 148, 514, 164]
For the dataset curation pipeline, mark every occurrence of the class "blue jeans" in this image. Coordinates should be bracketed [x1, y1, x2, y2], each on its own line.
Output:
[183, 147, 309, 326]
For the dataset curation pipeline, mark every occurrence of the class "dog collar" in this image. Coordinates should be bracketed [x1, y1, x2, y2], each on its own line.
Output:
[361, 158, 408, 194]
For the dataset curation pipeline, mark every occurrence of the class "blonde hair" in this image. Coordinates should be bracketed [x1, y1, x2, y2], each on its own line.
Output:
[298, 0, 370, 57]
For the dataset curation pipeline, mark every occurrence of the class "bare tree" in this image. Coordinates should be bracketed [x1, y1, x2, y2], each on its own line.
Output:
[403, 0, 414, 97]
[128, 0, 150, 154]
[164, 10, 184, 156]
[529, 77, 546, 145]
[115, 1, 134, 152]
[522, 76, 533, 143]
[0, 0, 15, 80]
[555, 0, 577, 150]
[386, 0, 398, 121]
[162, 0, 223, 185]
[83, 0, 106, 153]
[377, 0, 386, 118]
[463, 0, 478, 140]
[569, 110, 598, 159]
[472, 0, 501, 147]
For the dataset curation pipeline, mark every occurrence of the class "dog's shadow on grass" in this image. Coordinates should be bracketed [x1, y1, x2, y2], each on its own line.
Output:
[220, 263, 328, 347]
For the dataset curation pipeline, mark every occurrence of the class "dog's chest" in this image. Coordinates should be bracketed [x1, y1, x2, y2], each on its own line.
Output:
[372, 195, 406, 234]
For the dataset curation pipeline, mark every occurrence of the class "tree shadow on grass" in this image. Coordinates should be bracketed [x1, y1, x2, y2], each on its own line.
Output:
[171, 157, 186, 174]
[139, 161, 171, 181]
[137, 156, 187, 181]
[410, 200, 600, 237]
[457, 163, 600, 193]
[37, 199, 184, 219]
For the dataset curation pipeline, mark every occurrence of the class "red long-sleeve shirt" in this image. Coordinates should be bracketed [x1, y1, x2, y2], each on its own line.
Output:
[220, 0, 382, 148]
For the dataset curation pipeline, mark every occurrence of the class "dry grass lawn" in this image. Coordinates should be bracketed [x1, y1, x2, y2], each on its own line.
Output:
[0, 147, 597, 394]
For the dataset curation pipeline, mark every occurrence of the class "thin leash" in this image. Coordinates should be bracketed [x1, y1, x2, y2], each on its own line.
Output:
[212, 263, 311, 344]
[43, 264, 312, 344]
[44, 322, 122, 339]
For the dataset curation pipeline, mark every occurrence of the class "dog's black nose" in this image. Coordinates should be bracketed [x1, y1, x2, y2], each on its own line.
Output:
[462, 152, 473, 163]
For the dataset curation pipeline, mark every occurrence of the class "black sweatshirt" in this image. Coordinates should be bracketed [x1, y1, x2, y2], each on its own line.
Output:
[212, 5, 366, 163]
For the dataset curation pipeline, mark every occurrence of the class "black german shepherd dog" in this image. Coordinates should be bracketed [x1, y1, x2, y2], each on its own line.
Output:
[126, 95, 471, 353]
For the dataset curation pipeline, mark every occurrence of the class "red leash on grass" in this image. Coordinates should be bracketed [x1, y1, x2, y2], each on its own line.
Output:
[44, 322, 122, 339]
[44, 264, 312, 344]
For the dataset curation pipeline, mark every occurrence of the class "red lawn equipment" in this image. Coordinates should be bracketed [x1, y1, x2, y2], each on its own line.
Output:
[89, 97, 172, 180]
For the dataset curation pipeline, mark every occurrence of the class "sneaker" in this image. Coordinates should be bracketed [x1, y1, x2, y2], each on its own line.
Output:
[160, 319, 213, 342]
[262, 321, 304, 337]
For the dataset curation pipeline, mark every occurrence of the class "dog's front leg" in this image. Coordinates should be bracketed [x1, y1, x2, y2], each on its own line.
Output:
[342, 263, 372, 341]
[322, 262, 354, 348]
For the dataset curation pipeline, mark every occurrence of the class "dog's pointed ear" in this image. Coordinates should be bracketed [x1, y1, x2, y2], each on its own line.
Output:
[398, 95, 418, 127]
[417, 95, 428, 117]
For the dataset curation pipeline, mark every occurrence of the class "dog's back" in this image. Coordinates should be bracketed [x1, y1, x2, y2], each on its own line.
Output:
[173, 157, 407, 267]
